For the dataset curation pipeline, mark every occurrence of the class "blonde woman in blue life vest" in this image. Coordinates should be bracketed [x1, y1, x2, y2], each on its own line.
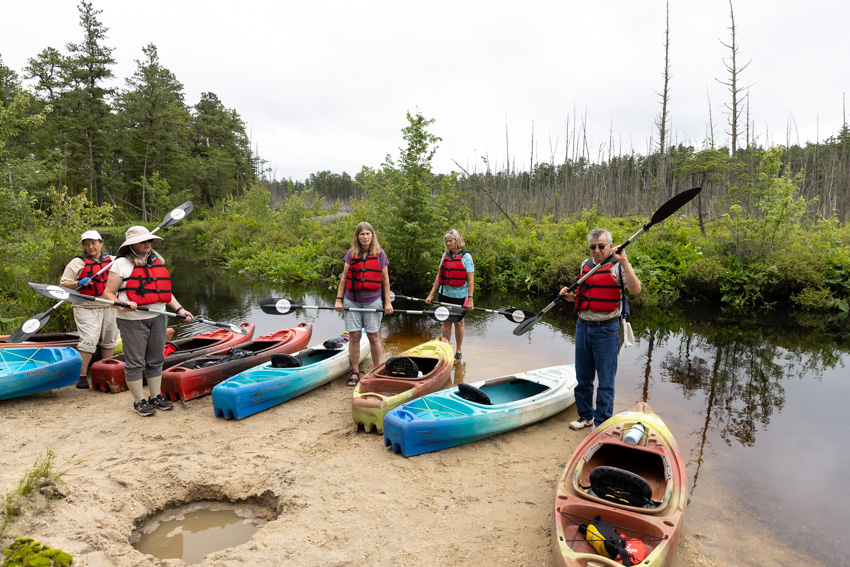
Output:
[425, 229, 474, 360]
[102, 226, 195, 417]
[59, 230, 119, 388]
[559, 228, 641, 430]
[334, 222, 393, 386]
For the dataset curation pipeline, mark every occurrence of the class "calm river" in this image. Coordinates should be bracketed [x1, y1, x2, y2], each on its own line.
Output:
[164, 240, 848, 566]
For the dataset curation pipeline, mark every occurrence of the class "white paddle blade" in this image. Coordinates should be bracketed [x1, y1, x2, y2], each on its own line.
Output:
[274, 299, 292, 314]
[168, 207, 187, 221]
[227, 323, 246, 334]
[42, 285, 70, 301]
[21, 318, 43, 334]
[433, 306, 451, 322]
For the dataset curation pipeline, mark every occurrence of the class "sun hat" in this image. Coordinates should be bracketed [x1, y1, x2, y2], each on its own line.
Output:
[117, 225, 162, 255]
[80, 230, 103, 242]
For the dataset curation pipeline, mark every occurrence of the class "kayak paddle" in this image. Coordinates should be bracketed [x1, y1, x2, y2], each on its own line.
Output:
[27, 283, 247, 335]
[5, 201, 194, 343]
[513, 187, 703, 336]
[258, 297, 466, 324]
[389, 291, 534, 324]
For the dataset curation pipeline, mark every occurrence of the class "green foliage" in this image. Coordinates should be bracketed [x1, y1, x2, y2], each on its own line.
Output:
[2, 537, 72, 567]
[1, 450, 69, 540]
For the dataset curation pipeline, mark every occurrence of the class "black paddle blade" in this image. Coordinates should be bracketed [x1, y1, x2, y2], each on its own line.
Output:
[258, 298, 298, 315]
[647, 187, 701, 228]
[28, 283, 89, 304]
[512, 313, 543, 335]
[430, 305, 465, 323]
[159, 201, 193, 228]
[5, 311, 52, 343]
[503, 308, 534, 323]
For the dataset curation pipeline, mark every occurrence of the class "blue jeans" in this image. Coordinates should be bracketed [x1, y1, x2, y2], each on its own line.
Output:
[574, 318, 620, 427]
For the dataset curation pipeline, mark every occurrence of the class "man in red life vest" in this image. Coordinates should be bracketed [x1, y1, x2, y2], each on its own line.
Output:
[60, 230, 119, 388]
[560, 228, 641, 430]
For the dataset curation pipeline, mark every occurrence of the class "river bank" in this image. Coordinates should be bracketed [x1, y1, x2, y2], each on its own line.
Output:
[0, 373, 738, 567]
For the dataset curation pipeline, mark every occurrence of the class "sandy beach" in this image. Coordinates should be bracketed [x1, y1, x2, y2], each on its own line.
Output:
[0, 376, 724, 567]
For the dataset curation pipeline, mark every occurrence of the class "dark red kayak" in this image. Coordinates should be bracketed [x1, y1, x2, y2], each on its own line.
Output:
[160, 323, 313, 401]
[90, 323, 255, 393]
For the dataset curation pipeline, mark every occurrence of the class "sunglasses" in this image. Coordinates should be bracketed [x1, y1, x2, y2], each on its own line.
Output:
[142, 239, 154, 244]
[589, 243, 609, 251]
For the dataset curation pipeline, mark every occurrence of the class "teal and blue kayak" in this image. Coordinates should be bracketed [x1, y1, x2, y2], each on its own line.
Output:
[0, 347, 83, 401]
[383, 364, 577, 457]
[212, 335, 369, 420]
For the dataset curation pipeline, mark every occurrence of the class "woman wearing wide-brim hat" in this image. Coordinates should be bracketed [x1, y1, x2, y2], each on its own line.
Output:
[102, 225, 195, 417]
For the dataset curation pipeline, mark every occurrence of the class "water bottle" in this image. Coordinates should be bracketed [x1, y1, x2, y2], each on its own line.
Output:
[623, 422, 645, 445]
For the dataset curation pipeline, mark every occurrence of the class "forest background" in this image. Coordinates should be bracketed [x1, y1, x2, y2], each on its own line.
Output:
[2, 1, 849, 336]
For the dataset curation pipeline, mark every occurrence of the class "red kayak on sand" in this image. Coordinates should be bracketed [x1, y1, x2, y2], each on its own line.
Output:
[1, 332, 82, 349]
[90, 323, 255, 393]
[160, 323, 313, 401]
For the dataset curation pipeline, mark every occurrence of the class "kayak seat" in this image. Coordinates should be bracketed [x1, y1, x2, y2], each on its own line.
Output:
[458, 383, 491, 405]
[270, 354, 301, 368]
[385, 356, 419, 378]
[588, 466, 658, 509]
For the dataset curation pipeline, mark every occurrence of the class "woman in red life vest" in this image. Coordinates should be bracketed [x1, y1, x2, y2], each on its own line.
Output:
[334, 222, 393, 386]
[559, 228, 641, 430]
[102, 226, 195, 417]
[59, 230, 119, 388]
[425, 229, 474, 360]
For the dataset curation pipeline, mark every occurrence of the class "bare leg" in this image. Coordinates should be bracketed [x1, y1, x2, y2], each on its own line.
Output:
[79, 351, 94, 376]
[348, 330, 363, 372]
[454, 320, 465, 355]
[100, 347, 115, 360]
[440, 322, 452, 343]
[366, 332, 382, 368]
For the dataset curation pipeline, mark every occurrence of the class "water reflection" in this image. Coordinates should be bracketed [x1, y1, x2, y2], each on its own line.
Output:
[160, 238, 849, 566]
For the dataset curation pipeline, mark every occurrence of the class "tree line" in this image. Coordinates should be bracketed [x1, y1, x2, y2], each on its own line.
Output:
[0, 1, 259, 222]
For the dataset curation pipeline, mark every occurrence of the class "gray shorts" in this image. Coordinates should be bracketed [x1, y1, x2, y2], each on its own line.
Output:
[343, 297, 384, 334]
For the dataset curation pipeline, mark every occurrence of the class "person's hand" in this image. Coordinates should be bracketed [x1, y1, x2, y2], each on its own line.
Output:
[117, 300, 138, 312]
[559, 286, 576, 302]
[78, 277, 91, 287]
[424, 294, 433, 305]
[465, 298, 474, 309]
[384, 303, 394, 315]
[334, 298, 344, 313]
[612, 245, 628, 265]
[181, 309, 195, 323]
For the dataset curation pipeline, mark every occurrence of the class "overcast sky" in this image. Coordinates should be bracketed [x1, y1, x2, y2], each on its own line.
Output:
[3, 1, 848, 181]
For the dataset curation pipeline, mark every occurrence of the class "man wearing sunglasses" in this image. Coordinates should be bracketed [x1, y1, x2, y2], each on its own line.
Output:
[559, 228, 641, 430]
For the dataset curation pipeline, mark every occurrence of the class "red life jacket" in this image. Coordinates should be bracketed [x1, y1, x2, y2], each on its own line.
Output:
[119, 255, 172, 305]
[76, 254, 112, 297]
[346, 253, 383, 294]
[439, 249, 469, 287]
[575, 260, 622, 313]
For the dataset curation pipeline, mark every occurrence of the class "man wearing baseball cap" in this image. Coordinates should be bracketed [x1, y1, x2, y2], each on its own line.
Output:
[60, 229, 119, 388]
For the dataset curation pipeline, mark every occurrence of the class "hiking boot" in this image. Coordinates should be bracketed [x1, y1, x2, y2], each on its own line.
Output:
[134, 399, 156, 417]
[76, 376, 89, 389]
[149, 394, 174, 411]
[569, 417, 594, 430]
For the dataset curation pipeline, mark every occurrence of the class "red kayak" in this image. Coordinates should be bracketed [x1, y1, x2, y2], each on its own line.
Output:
[160, 323, 313, 401]
[90, 323, 255, 393]
[1, 332, 81, 349]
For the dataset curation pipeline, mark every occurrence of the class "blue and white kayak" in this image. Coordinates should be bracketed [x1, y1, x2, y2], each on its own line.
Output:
[212, 335, 370, 420]
[383, 364, 577, 457]
[0, 347, 83, 401]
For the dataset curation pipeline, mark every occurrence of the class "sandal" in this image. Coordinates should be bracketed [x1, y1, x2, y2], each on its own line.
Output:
[346, 371, 360, 387]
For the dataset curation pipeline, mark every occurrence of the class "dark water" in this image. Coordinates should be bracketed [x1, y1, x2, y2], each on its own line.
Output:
[163, 241, 850, 566]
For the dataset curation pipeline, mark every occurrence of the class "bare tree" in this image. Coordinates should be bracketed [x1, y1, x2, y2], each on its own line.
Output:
[655, 0, 672, 192]
[716, 0, 750, 157]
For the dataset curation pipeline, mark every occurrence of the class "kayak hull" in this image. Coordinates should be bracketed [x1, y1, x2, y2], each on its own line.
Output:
[552, 402, 687, 567]
[0, 347, 83, 400]
[212, 336, 369, 420]
[352, 339, 453, 433]
[384, 364, 577, 457]
[160, 323, 313, 401]
[90, 323, 255, 393]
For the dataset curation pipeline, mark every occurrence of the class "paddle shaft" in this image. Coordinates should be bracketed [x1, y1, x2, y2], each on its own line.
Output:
[392, 292, 529, 320]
